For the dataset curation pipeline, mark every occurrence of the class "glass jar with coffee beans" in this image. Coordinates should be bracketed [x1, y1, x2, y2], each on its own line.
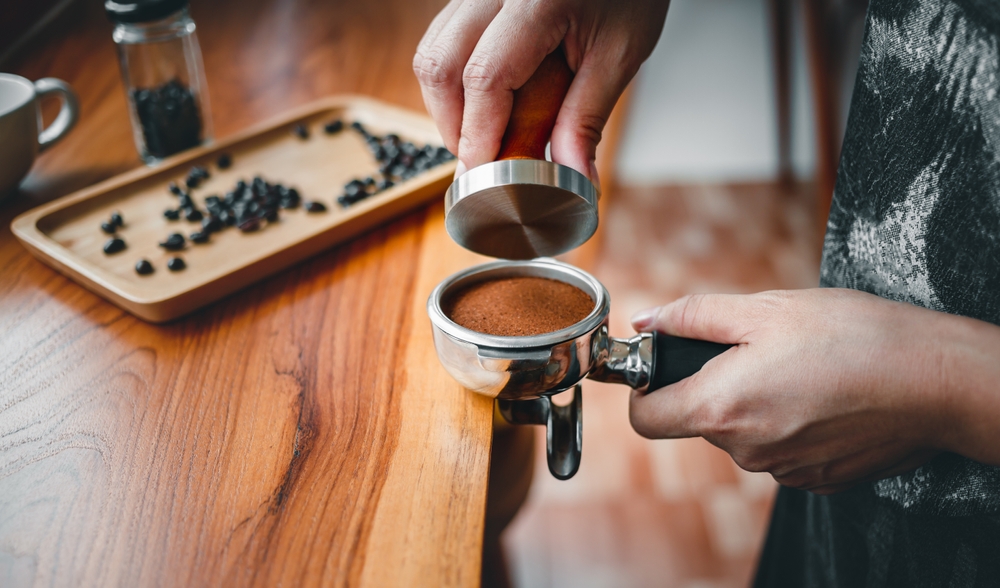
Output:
[106, 0, 212, 164]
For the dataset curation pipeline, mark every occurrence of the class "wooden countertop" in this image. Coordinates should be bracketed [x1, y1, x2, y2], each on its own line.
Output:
[0, 0, 495, 586]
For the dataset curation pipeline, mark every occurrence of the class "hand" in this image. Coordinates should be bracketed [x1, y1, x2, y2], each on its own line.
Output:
[413, 0, 670, 182]
[628, 288, 1000, 495]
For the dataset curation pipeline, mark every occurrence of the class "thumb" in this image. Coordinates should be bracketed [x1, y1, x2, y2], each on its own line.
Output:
[631, 293, 757, 344]
[549, 46, 636, 187]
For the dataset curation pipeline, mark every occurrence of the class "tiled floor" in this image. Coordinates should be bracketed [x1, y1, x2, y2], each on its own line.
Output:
[502, 182, 821, 588]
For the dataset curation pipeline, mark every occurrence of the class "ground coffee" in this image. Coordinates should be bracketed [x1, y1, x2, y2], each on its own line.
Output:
[444, 277, 594, 337]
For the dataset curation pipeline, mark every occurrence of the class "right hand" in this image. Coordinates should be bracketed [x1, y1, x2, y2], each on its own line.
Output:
[413, 0, 671, 183]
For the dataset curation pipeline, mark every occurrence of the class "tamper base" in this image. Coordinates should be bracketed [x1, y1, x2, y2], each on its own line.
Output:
[444, 159, 598, 259]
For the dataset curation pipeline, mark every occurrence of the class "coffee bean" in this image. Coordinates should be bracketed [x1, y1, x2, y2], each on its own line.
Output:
[164, 208, 181, 220]
[132, 79, 201, 159]
[238, 218, 261, 232]
[190, 231, 210, 244]
[304, 201, 327, 213]
[217, 153, 232, 169]
[264, 208, 279, 222]
[184, 207, 203, 222]
[293, 124, 309, 139]
[103, 237, 126, 254]
[159, 233, 185, 250]
[177, 193, 194, 209]
[169, 182, 183, 196]
[101, 221, 117, 234]
[324, 119, 344, 134]
[185, 175, 200, 189]
[167, 257, 186, 271]
[110, 211, 124, 227]
[135, 259, 154, 275]
[202, 215, 223, 233]
[377, 178, 394, 191]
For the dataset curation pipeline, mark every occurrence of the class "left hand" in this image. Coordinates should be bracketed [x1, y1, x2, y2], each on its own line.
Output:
[628, 288, 962, 494]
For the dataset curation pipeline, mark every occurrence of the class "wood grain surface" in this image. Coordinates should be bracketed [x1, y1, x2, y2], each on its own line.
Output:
[0, 0, 498, 586]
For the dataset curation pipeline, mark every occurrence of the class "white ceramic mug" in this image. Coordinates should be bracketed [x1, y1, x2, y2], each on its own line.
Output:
[0, 73, 79, 198]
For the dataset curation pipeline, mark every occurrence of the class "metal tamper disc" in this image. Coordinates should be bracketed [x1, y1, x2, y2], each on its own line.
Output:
[444, 159, 598, 259]
[443, 48, 600, 260]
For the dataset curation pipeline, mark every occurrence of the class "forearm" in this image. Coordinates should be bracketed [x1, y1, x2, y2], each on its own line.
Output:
[932, 311, 1000, 466]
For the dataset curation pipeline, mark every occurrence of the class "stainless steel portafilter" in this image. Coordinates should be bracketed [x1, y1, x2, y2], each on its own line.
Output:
[427, 259, 732, 479]
[443, 49, 599, 260]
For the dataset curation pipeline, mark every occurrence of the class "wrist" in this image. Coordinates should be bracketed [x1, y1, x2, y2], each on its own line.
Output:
[921, 311, 1000, 464]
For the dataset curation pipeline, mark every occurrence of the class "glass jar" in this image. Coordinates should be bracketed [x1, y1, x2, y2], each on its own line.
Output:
[106, 0, 212, 164]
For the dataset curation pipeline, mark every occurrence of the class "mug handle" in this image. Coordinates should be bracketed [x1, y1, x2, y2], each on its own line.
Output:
[34, 78, 79, 152]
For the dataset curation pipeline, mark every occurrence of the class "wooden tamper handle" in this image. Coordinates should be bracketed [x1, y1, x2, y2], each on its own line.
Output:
[496, 48, 574, 161]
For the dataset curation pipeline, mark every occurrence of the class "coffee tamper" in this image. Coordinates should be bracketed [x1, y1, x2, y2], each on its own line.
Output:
[444, 49, 599, 260]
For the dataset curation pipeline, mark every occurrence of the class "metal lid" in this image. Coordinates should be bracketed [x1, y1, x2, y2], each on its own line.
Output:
[444, 159, 599, 260]
[105, 0, 189, 23]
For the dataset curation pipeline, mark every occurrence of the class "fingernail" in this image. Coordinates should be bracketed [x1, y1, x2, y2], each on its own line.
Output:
[631, 307, 660, 331]
[453, 160, 468, 180]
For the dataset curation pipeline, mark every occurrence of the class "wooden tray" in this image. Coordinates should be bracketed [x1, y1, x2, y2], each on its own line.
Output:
[11, 96, 456, 322]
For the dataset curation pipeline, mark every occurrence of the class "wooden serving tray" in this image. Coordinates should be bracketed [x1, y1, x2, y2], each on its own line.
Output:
[11, 96, 456, 323]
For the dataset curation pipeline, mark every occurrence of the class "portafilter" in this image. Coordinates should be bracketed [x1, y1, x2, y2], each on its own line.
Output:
[428, 258, 731, 479]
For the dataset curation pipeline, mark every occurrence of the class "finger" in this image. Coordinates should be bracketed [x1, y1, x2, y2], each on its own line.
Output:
[413, 0, 502, 154]
[628, 375, 703, 439]
[631, 292, 779, 343]
[549, 40, 636, 186]
[457, 2, 569, 170]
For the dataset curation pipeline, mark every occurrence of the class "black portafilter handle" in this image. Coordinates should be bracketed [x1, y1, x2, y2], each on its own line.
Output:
[647, 332, 733, 392]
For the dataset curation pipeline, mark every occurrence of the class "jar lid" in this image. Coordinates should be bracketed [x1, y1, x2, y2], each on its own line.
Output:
[105, 0, 189, 23]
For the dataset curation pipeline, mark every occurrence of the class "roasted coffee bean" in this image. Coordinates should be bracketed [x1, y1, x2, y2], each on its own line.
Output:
[159, 233, 185, 250]
[191, 165, 209, 180]
[217, 153, 232, 169]
[324, 119, 344, 134]
[350, 121, 367, 135]
[344, 179, 365, 197]
[304, 201, 327, 213]
[167, 257, 186, 271]
[185, 175, 200, 189]
[190, 231, 210, 244]
[164, 208, 181, 220]
[201, 215, 223, 233]
[293, 124, 309, 139]
[103, 237, 126, 254]
[132, 79, 202, 159]
[220, 210, 235, 226]
[110, 211, 124, 227]
[382, 133, 400, 147]
[401, 142, 420, 158]
[101, 221, 117, 234]
[169, 182, 183, 196]
[238, 218, 261, 232]
[363, 177, 376, 191]
[135, 259, 154, 275]
[184, 207, 203, 222]
[264, 208, 279, 222]
[177, 193, 194, 209]
[376, 178, 394, 191]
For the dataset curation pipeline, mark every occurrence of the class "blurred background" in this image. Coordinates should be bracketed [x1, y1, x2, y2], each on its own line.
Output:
[2, 0, 868, 586]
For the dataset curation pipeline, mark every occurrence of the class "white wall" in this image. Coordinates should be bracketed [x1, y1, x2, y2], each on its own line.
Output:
[616, 0, 816, 184]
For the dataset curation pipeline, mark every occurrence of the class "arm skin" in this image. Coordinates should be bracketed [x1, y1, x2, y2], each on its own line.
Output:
[629, 288, 1000, 494]
[413, 0, 671, 184]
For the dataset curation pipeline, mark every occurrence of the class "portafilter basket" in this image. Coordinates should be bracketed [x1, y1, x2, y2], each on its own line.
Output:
[427, 258, 731, 479]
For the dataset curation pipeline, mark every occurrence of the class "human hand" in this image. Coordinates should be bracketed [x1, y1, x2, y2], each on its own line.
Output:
[627, 288, 972, 494]
[413, 0, 670, 182]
